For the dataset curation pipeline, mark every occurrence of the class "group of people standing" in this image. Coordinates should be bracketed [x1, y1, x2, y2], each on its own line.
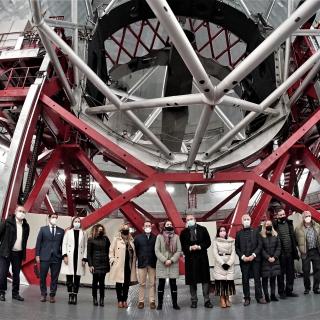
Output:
[0, 206, 320, 311]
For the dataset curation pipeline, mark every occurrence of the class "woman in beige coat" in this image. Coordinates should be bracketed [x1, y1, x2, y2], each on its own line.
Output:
[213, 226, 236, 308]
[109, 223, 137, 308]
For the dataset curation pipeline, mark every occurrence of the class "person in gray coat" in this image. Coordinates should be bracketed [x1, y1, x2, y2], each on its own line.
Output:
[260, 220, 281, 302]
[155, 220, 182, 310]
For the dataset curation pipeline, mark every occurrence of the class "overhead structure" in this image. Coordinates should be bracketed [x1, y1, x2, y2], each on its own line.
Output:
[0, 0, 320, 284]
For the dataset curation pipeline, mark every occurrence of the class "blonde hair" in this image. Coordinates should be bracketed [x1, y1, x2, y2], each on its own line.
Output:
[118, 222, 133, 240]
[260, 220, 278, 238]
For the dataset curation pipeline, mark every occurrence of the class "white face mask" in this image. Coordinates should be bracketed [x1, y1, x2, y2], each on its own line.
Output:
[73, 222, 81, 230]
[50, 218, 57, 226]
[243, 220, 251, 228]
[15, 211, 26, 220]
[187, 219, 196, 228]
[144, 227, 152, 234]
[305, 216, 312, 224]
[129, 227, 135, 234]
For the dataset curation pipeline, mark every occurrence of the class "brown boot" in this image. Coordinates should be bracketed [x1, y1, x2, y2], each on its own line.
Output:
[225, 295, 231, 307]
[220, 295, 227, 308]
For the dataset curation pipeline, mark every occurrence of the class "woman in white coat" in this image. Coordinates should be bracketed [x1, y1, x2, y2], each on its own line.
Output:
[213, 226, 236, 308]
[109, 223, 137, 308]
[61, 217, 87, 305]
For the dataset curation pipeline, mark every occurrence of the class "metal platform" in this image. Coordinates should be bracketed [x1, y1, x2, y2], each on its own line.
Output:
[0, 277, 320, 320]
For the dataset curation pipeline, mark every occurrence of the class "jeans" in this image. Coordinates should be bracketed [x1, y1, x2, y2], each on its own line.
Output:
[302, 249, 320, 291]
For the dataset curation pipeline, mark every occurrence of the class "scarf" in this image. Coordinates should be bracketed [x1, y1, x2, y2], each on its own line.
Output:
[162, 230, 177, 253]
[189, 225, 197, 242]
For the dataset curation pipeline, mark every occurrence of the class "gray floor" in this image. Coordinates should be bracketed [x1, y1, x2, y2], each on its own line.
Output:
[1, 278, 320, 320]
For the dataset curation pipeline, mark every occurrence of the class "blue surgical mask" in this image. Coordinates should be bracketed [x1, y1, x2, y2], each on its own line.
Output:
[187, 219, 195, 228]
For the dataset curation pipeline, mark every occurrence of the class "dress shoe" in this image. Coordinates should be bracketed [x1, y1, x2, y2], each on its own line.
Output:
[118, 301, 123, 308]
[68, 293, 73, 304]
[0, 293, 5, 302]
[40, 296, 46, 302]
[204, 301, 213, 308]
[12, 295, 24, 301]
[173, 303, 180, 310]
[265, 295, 270, 303]
[99, 297, 104, 307]
[243, 299, 250, 306]
[257, 298, 267, 304]
[279, 294, 286, 299]
[93, 297, 98, 306]
[314, 289, 320, 294]
[73, 294, 77, 305]
[138, 302, 144, 309]
[150, 302, 156, 309]
[270, 295, 279, 302]
[49, 296, 56, 303]
[190, 301, 197, 308]
[304, 289, 310, 294]
[123, 301, 128, 308]
[286, 292, 298, 297]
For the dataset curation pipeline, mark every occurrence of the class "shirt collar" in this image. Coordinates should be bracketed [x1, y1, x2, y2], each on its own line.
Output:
[49, 223, 56, 228]
[15, 218, 23, 225]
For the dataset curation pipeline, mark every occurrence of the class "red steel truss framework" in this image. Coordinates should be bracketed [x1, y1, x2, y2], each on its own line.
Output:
[0, 0, 320, 284]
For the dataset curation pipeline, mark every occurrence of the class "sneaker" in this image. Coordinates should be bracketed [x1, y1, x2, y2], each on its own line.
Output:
[138, 302, 144, 309]
[12, 295, 24, 301]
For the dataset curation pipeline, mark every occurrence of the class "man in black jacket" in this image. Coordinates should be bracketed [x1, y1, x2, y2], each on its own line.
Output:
[236, 214, 266, 306]
[36, 213, 64, 303]
[180, 215, 213, 309]
[273, 208, 299, 298]
[0, 205, 30, 302]
[134, 220, 157, 309]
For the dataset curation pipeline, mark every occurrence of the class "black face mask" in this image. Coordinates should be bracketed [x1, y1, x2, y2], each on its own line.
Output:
[266, 226, 273, 232]
[278, 217, 286, 223]
[164, 226, 174, 232]
[121, 229, 129, 235]
[98, 231, 104, 237]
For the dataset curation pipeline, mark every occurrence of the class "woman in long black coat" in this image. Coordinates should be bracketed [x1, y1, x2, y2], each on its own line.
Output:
[87, 224, 110, 307]
[180, 215, 212, 308]
[260, 220, 281, 302]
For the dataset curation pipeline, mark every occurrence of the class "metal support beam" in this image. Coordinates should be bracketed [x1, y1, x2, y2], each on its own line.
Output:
[301, 147, 320, 184]
[64, 162, 76, 216]
[71, 0, 79, 87]
[283, 0, 294, 81]
[205, 48, 320, 158]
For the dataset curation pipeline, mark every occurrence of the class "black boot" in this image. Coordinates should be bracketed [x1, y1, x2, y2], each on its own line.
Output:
[171, 290, 180, 310]
[73, 294, 77, 305]
[99, 296, 104, 307]
[93, 296, 98, 306]
[68, 293, 73, 304]
[157, 290, 164, 310]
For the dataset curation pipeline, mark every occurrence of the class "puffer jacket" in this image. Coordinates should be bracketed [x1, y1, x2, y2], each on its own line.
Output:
[212, 237, 236, 281]
[295, 221, 320, 258]
[87, 235, 111, 274]
[260, 234, 281, 278]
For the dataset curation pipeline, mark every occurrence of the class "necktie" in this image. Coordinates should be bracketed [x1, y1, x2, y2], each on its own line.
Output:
[52, 226, 55, 237]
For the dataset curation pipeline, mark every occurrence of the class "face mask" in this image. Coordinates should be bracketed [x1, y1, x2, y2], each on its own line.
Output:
[187, 220, 195, 228]
[129, 227, 135, 234]
[165, 226, 174, 232]
[243, 220, 251, 228]
[121, 229, 129, 235]
[144, 227, 152, 234]
[278, 217, 286, 223]
[266, 225, 273, 232]
[15, 211, 26, 220]
[98, 230, 104, 236]
[50, 218, 57, 226]
[73, 222, 81, 230]
[219, 231, 227, 238]
[305, 217, 312, 224]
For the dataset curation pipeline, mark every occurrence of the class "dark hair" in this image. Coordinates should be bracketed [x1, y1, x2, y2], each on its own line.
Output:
[216, 226, 228, 239]
[144, 220, 152, 226]
[70, 216, 81, 229]
[48, 213, 58, 218]
[90, 224, 105, 238]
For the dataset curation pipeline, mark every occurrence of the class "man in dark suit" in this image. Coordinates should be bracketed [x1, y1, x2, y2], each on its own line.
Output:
[0, 205, 30, 302]
[180, 214, 213, 309]
[36, 213, 64, 303]
[236, 214, 266, 306]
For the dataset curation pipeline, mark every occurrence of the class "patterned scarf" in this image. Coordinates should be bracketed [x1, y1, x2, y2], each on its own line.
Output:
[162, 230, 177, 253]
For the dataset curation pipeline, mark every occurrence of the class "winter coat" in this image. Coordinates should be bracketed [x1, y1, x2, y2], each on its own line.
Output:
[180, 224, 211, 285]
[212, 237, 236, 281]
[155, 234, 182, 279]
[87, 236, 110, 274]
[295, 221, 320, 258]
[235, 227, 262, 262]
[0, 215, 30, 260]
[260, 234, 281, 278]
[60, 229, 87, 276]
[109, 234, 137, 284]
[134, 233, 157, 268]
[273, 219, 299, 259]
